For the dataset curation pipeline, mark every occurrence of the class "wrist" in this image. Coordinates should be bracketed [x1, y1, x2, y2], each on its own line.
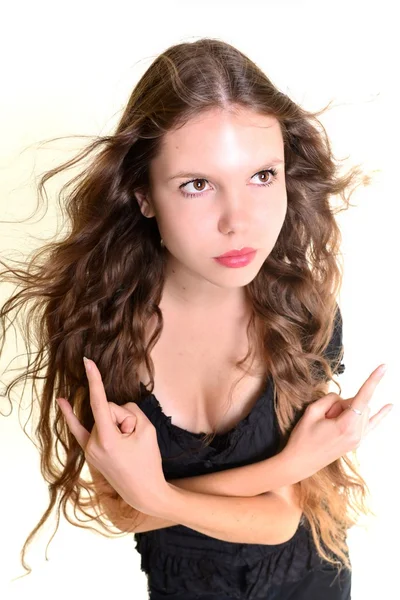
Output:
[276, 447, 303, 488]
[147, 482, 182, 520]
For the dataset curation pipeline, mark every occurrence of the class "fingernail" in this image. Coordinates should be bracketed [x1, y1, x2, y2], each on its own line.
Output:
[83, 356, 91, 372]
[378, 364, 387, 375]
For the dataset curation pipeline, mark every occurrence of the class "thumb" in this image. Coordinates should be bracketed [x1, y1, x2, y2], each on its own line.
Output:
[108, 402, 138, 431]
[325, 399, 345, 419]
[307, 393, 341, 419]
[120, 415, 137, 434]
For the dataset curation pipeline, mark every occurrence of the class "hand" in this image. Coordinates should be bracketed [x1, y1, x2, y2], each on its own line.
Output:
[56, 357, 169, 516]
[282, 364, 393, 481]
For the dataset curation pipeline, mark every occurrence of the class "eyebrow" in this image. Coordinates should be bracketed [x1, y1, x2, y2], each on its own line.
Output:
[167, 157, 285, 181]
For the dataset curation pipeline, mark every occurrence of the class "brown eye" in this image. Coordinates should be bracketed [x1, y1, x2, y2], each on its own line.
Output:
[180, 167, 278, 199]
[253, 168, 278, 188]
[258, 172, 270, 183]
[180, 178, 211, 198]
[193, 180, 207, 191]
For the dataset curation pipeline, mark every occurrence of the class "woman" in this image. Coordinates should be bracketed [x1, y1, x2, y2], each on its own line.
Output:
[2, 38, 391, 599]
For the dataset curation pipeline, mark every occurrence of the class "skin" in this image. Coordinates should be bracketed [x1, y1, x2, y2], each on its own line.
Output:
[56, 106, 393, 540]
[134, 106, 287, 319]
[58, 359, 392, 542]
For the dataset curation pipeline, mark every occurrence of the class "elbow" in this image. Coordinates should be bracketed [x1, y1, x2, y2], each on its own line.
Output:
[87, 464, 138, 533]
[260, 492, 303, 544]
[102, 496, 142, 533]
[278, 506, 303, 544]
[277, 517, 302, 544]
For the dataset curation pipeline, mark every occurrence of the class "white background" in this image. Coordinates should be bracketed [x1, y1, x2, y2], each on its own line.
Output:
[1, 1, 398, 598]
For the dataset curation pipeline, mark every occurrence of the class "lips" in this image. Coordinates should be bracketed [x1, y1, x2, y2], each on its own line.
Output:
[215, 247, 256, 258]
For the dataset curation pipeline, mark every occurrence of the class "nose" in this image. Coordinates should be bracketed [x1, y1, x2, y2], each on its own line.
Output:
[216, 189, 253, 235]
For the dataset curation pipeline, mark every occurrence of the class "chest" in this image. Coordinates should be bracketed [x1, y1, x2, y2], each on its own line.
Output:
[138, 315, 268, 436]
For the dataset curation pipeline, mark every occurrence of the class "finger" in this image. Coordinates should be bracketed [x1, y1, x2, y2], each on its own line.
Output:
[349, 364, 387, 414]
[365, 404, 394, 435]
[57, 397, 90, 449]
[112, 400, 149, 433]
[120, 415, 137, 434]
[108, 402, 138, 427]
[107, 403, 141, 436]
[307, 393, 341, 418]
[326, 397, 354, 419]
[325, 399, 347, 419]
[83, 357, 114, 444]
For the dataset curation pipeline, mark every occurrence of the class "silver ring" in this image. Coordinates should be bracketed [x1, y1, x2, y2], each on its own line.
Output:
[347, 405, 363, 416]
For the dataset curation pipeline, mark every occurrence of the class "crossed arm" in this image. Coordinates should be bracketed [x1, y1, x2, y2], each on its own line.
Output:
[88, 450, 303, 545]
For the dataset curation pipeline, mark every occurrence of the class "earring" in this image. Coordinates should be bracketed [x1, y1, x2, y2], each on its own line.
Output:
[160, 238, 165, 248]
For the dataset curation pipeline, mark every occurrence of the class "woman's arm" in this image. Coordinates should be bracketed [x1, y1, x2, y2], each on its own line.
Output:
[153, 484, 302, 545]
[167, 451, 296, 497]
[87, 462, 179, 533]
[88, 451, 300, 538]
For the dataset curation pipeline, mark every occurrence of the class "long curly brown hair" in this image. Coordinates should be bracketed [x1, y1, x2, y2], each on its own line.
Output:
[1, 37, 375, 579]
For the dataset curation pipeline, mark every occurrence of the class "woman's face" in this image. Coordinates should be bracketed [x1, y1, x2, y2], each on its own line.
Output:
[135, 106, 287, 301]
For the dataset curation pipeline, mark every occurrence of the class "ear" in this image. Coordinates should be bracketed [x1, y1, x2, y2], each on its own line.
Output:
[135, 188, 156, 219]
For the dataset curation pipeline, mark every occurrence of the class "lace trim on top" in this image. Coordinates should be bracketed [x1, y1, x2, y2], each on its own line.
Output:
[139, 374, 272, 444]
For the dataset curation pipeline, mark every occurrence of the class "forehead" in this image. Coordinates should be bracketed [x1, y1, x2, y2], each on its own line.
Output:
[152, 108, 284, 174]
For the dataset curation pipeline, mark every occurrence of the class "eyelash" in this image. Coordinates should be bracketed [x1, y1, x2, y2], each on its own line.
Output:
[179, 168, 279, 198]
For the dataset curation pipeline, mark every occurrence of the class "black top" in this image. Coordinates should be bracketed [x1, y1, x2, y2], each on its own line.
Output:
[133, 308, 348, 599]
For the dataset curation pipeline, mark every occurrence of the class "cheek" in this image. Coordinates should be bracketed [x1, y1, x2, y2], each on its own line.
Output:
[261, 195, 287, 229]
[162, 211, 205, 250]
[174, 210, 213, 239]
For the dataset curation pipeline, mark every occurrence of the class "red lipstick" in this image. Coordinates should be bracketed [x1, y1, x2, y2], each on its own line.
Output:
[215, 247, 256, 258]
[213, 247, 257, 268]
